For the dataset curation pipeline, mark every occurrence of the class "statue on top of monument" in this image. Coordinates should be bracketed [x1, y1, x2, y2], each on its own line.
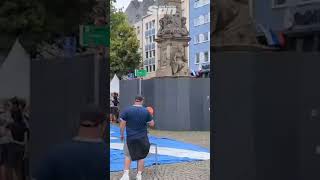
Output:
[157, 14, 189, 38]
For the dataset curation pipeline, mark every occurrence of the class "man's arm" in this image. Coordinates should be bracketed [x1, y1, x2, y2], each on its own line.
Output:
[119, 119, 126, 141]
[146, 112, 155, 128]
[148, 120, 155, 128]
[119, 109, 127, 141]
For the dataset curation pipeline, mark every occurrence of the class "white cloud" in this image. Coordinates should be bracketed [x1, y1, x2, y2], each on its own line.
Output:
[115, 0, 134, 10]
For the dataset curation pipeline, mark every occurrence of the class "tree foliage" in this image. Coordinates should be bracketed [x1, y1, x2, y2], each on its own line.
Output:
[0, 0, 45, 34]
[0, 0, 99, 57]
[110, 1, 141, 78]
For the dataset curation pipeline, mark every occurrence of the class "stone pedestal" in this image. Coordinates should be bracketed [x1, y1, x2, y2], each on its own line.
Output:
[156, 37, 190, 77]
[155, 0, 191, 77]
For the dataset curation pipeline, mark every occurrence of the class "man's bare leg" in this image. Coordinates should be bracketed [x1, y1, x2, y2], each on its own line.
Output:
[120, 156, 132, 180]
[136, 159, 144, 179]
[124, 156, 131, 170]
[137, 159, 144, 172]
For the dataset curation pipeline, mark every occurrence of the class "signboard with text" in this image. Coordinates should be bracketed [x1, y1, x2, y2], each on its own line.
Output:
[80, 25, 109, 47]
[135, 69, 147, 77]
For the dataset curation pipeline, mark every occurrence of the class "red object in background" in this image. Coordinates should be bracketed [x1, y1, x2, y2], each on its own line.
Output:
[279, 32, 286, 48]
[146, 106, 154, 116]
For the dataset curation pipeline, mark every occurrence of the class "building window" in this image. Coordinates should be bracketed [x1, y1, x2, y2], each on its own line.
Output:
[194, 18, 198, 26]
[199, 34, 204, 42]
[195, 53, 200, 64]
[146, 23, 148, 30]
[199, 52, 204, 62]
[146, 52, 148, 58]
[194, 14, 209, 26]
[205, 13, 210, 23]
[194, 0, 210, 8]
[153, 65, 156, 71]
[153, 50, 156, 57]
[152, 20, 155, 28]
[204, 51, 209, 62]
[199, 15, 204, 25]
[194, 35, 199, 44]
[204, 33, 209, 41]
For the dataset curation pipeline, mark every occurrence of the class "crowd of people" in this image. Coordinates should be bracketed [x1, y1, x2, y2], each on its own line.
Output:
[0, 97, 30, 180]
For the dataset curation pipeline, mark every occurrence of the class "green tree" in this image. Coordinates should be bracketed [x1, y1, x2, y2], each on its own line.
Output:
[0, 0, 99, 57]
[110, 2, 141, 78]
[0, 0, 45, 34]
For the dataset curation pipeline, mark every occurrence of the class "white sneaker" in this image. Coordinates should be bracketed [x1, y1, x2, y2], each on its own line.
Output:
[136, 174, 142, 180]
[120, 173, 130, 180]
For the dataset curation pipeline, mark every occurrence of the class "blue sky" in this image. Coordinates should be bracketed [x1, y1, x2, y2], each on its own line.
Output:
[115, 0, 132, 10]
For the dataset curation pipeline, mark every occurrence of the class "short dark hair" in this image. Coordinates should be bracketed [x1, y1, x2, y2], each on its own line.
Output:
[19, 99, 27, 109]
[10, 97, 19, 106]
[135, 95, 144, 102]
[80, 105, 105, 127]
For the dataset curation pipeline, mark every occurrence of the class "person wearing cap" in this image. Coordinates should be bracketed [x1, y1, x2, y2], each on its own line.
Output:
[119, 95, 155, 180]
[33, 105, 107, 180]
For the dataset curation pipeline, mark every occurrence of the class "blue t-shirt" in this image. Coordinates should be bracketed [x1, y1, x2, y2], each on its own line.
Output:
[34, 140, 107, 180]
[120, 105, 152, 139]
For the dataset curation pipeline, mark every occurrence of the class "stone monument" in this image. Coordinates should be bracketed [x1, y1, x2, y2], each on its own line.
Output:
[212, 0, 269, 51]
[155, 0, 190, 77]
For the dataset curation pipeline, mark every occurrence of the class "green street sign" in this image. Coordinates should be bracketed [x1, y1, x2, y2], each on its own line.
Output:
[80, 25, 109, 47]
[135, 69, 147, 77]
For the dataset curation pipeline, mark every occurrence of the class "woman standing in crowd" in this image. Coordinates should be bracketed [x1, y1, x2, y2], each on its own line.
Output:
[0, 97, 29, 180]
[110, 93, 120, 123]
[0, 100, 13, 180]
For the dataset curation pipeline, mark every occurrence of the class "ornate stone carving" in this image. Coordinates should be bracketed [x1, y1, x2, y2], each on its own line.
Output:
[212, 0, 261, 48]
[157, 14, 189, 38]
[180, 17, 188, 36]
[156, 0, 190, 77]
[171, 45, 187, 75]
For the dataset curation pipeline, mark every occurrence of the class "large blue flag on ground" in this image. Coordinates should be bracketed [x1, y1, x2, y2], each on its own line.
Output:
[110, 125, 210, 172]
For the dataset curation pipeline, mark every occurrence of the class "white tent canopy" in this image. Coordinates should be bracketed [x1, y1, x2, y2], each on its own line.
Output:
[0, 39, 30, 102]
[110, 74, 119, 94]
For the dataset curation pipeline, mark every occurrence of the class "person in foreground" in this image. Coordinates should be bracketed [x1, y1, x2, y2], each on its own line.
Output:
[33, 105, 107, 180]
[119, 96, 155, 180]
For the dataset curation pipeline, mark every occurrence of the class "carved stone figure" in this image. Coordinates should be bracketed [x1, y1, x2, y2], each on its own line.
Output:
[158, 18, 164, 36]
[212, 0, 260, 47]
[180, 17, 188, 36]
[171, 46, 186, 75]
[157, 13, 188, 38]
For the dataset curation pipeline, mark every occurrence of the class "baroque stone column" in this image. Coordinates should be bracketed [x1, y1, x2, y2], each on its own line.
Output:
[155, 0, 190, 77]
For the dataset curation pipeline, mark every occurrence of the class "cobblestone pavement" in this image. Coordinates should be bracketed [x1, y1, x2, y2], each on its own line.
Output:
[110, 128, 210, 180]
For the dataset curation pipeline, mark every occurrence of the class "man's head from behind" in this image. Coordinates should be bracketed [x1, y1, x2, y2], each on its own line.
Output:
[134, 95, 144, 105]
[80, 105, 105, 128]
